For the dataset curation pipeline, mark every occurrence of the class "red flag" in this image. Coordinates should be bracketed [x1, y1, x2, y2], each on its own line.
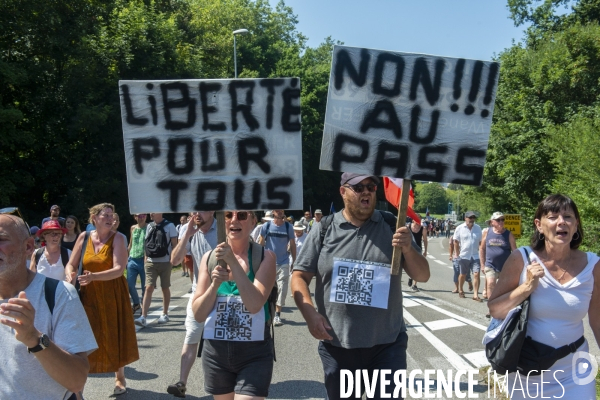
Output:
[383, 177, 421, 224]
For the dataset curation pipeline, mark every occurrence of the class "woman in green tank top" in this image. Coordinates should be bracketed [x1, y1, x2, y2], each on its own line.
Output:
[192, 210, 276, 399]
[127, 214, 147, 313]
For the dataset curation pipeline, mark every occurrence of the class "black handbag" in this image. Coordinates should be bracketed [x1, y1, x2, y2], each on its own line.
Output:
[485, 248, 531, 374]
[518, 335, 585, 374]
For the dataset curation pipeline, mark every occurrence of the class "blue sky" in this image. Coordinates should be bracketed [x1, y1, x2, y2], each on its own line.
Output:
[269, 1, 529, 61]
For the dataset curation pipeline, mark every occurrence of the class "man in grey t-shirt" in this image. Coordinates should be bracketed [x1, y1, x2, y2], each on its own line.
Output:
[292, 173, 430, 399]
[0, 214, 97, 400]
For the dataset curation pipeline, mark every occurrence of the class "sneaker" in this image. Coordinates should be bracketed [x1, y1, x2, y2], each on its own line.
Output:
[185, 272, 189, 277]
[181, 271, 186, 277]
[411, 285, 419, 292]
[157, 314, 170, 324]
[167, 381, 187, 398]
[273, 316, 283, 326]
[134, 316, 147, 327]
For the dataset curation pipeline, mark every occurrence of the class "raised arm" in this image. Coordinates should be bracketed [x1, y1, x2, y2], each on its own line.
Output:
[487, 250, 544, 319]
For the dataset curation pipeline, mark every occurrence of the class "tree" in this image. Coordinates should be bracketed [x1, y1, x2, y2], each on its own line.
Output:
[413, 183, 447, 214]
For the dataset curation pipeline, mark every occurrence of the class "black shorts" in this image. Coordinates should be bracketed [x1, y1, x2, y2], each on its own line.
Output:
[202, 338, 274, 397]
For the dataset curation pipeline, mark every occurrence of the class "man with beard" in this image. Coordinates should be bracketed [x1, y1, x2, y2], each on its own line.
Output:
[41, 205, 66, 228]
[291, 173, 430, 399]
[0, 213, 97, 399]
[167, 211, 217, 398]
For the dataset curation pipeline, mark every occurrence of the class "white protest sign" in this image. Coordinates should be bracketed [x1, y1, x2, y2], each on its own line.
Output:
[320, 45, 499, 185]
[119, 78, 302, 213]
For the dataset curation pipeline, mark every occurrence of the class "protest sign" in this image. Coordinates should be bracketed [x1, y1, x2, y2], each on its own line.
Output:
[320, 45, 500, 185]
[119, 78, 302, 213]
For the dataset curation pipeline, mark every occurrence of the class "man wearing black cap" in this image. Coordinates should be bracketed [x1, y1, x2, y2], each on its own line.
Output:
[41, 205, 65, 229]
[292, 172, 430, 399]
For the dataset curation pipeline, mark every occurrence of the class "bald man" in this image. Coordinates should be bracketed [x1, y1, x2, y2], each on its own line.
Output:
[0, 214, 98, 400]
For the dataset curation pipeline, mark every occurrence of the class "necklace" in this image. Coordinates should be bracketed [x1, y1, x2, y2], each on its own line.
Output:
[554, 259, 571, 281]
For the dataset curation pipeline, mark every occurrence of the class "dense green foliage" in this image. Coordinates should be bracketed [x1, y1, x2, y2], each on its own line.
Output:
[1, 0, 338, 227]
[465, 0, 600, 252]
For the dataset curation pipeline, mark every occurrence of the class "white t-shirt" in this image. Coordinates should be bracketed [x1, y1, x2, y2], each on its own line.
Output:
[145, 220, 178, 263]
[0, 273, 98, 400]
[36, 248, 72, 281]
[453, 222, 482, 260]
[289, 232, 307, 265]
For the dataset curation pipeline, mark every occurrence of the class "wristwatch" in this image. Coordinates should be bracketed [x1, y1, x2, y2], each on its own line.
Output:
[28, 333, 50, 353]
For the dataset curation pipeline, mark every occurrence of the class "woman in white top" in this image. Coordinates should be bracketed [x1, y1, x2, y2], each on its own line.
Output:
[30, 219, 71, 281]
[488, 194, 600, 399]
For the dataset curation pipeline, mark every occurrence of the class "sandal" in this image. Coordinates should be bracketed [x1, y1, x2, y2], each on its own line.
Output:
[132, 304, 141, 314]
[458, 292, 465, 298]
[472, 297, 483, 302]
[167, 381, 187, 398]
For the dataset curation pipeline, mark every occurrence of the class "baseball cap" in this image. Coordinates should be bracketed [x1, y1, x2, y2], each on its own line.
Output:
[465, 211, 477, 218]
[340, 172, 380, 186]
[314, 209, 322, 214]
[490, 211, 504, 220]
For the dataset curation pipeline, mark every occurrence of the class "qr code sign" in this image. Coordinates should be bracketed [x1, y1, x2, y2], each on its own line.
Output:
[334, 266, 374, 306]
[214, 300, 253, 340]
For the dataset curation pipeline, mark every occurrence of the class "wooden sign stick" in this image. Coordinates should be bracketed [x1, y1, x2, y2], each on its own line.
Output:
[215, 211, 227, 269]
[391, 179, 412, 275]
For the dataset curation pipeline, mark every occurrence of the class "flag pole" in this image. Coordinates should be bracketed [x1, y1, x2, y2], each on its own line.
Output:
[391, 179, 411, 275]
[215, 211, 227, 269]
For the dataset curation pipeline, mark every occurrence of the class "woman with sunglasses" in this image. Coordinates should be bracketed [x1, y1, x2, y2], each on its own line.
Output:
[65, 203, 139, 396]
[30, 220, 71, 281]
[192, 210, 276, 399]
[127, 213, 148, 314]
[63, 215, 82, 251]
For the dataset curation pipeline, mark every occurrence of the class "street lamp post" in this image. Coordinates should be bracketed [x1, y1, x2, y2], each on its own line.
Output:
[233, 29, 249, 78]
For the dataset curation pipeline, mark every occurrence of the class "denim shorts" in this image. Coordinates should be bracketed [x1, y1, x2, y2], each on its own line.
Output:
[458, 258, 481, 274]
[201, 338, 274, 397]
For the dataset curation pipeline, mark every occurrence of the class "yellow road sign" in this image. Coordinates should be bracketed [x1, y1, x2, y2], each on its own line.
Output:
[504, 214, 521, 239]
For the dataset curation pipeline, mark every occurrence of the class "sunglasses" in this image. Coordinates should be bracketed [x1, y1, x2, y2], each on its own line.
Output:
[44, 232, 62, 238]
[224, 211, 250, 221]
[495, 218, 505, 222]
[344, 184, 377, 193]
[0, 207, 31, 236]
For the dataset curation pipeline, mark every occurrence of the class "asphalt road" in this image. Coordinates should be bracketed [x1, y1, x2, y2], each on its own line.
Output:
[82, 235, 600, 399]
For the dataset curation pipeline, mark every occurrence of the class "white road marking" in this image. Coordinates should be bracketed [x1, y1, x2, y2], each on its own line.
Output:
[424, 318, 466, 331]
[181, 293, 192, 298]
[434, 259, 447, 265]
[403, 292, 488, 331]
[404, 309, 474, 370]
[427, 254, 436, 259]
[135, 306, 178, 332]
[463, 351, 489, 368]
[441, 252, 449, 255]
[403, 298, 421, 307]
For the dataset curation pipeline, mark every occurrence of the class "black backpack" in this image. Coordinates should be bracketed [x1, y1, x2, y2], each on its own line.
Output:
[263, 220, 292, 239]
[34, 247, 70, 269]
[145, 220, 170, 258]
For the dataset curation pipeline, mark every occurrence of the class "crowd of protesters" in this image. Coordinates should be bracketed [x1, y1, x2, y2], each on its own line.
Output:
[1, 187, 598, 400]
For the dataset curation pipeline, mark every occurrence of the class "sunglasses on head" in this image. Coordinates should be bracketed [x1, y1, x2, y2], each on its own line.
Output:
[0, 207, 31, 236]
[224, 211, 250, 221]
[344, 184, 377, 193]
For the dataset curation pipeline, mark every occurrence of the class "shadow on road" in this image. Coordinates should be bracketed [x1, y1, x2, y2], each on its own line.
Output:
[269, 379, 326, 399]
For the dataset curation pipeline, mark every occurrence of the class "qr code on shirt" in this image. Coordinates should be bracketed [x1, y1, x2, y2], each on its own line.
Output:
[214, 300, 253, 340]
[334, 266, 374, 306]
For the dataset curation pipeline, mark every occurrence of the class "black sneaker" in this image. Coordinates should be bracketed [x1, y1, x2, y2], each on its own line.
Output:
[411, 285, 419, 292]
[167, 381, 186, 398]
